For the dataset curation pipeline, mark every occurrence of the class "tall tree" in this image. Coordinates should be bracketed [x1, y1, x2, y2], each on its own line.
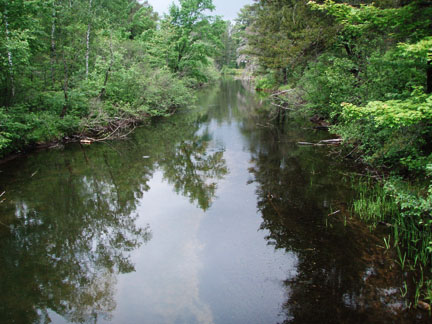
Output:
[163, 0, 226, 82]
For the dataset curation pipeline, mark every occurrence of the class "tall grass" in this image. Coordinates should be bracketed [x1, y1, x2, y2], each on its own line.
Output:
[351, 176, 432, 307]
[352, 177, 399, 227]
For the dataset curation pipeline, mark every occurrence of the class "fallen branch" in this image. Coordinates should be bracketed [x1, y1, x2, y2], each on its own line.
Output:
[270, 102, 295, 110]
[298, 138, 343, 146]
[345, 145, 359, 158]
[318, 138, 343, 144]
[297, 142, 325, 146]
[270, 89, 295, 97]
[328, 210, 341, 216]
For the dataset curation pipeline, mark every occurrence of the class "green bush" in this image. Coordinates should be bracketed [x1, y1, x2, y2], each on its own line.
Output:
[0, 105, 80, 157]
[255, 74, 277, 90]
[333, 91, 432, 174]
[299, 54, 359, 119]
[105, 65, 193, 118]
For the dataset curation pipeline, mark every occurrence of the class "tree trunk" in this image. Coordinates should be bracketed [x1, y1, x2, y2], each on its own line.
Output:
[4, 13, 15, 99]
[99, 33, 114, 99]
[51, 4, 57, 87]
[283, 67, 288, 84]
[85, 0, 93, 79]
[427, 56, 432, 94]
[61, 52, 69, 118]
[86, 23, 91, 79]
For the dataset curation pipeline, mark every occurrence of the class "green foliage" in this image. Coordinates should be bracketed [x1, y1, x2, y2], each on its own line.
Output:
[105, 66, 193, 117]
[0, 0, 227, 156]
[352, 176, 399, 227]
[246, 0, 337, 82]
[255, 74, 277, 90]
[238, 0, 432, 304]
[334, 91, 432, 173]
[0, 105, 81, 157]
[161, 0, 225, 84]
[300, 54, 359, 118]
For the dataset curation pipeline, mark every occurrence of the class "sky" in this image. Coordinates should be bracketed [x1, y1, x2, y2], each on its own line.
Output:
[145, 0, 254, 21]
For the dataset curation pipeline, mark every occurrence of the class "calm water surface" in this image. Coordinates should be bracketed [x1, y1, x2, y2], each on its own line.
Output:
[0, 80, 427, 323]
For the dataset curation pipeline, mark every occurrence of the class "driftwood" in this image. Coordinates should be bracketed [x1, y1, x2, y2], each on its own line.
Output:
[79, 108, 141, 144]
[298, 138, 343, 146]
[80, 139, 93, 145]
[298, 142, 325, 146]
[319, 139, 343, 144]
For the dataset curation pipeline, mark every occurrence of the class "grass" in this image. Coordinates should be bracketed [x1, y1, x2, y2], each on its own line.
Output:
[352, 177, 399, 228]
[351, 175, 432, 308]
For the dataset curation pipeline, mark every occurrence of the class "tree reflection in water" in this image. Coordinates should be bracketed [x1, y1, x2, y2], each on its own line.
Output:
[160, 138, 227, 211]
[0, 149, 152, 323]
[0, 105, 227, 323]
[246, 118, 423, 323]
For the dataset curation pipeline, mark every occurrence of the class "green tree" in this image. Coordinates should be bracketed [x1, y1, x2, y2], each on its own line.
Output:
[163, 0, 226, 83]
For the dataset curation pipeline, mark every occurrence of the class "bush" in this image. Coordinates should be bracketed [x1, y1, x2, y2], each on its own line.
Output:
[0, 105, 80, 157]
[333, 90, 432, 174]
[299, 54, 359, 119]
[255, 73, 277, 90]
[105, 65, 193, 118]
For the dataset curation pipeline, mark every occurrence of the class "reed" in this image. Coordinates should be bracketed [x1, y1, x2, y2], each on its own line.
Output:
[351, 176, 432, 307]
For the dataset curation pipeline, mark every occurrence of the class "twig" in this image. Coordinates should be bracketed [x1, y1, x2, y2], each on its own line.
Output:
[270, 102, 295, 111]
[328, 210, 341, 216]
[344, 145, 359, 158]
[270, 89, 294, 97]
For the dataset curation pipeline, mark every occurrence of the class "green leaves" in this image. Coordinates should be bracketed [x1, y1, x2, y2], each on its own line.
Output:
[162, 0, 226, 83]
[340, 93, 432, 128]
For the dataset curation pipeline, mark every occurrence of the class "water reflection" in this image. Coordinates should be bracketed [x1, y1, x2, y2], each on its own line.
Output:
[0, 79, 427, 324]
[160, 138, 227, 211]
[0, 105, 228, 323]
[244, 116, 424, 322]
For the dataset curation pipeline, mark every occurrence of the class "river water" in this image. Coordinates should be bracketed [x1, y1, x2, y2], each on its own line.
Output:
[0, 79, 427, 323]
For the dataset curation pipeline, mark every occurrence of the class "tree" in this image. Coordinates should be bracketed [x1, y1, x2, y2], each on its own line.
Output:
[163, 0, 226, 83]
[245, 0, 337, 83]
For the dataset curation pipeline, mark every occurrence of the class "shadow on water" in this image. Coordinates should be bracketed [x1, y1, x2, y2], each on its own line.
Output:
[0, 78, 429, 323]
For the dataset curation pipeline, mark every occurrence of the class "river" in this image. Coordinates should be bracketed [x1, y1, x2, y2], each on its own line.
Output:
[0, 79, 427, 323]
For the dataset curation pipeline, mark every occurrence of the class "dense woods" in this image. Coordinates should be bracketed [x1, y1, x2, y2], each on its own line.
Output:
[0, 0, 225, 157]
[231, 0, 432, 306]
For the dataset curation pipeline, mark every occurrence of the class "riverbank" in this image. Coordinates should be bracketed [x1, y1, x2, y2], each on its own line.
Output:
[266, 86, 432, 310]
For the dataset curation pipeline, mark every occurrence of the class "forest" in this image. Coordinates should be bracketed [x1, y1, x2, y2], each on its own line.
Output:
[0, 0, 225, 156]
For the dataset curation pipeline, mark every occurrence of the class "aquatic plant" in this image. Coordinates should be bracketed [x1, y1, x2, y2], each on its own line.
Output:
[351, 175, 432, 307]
